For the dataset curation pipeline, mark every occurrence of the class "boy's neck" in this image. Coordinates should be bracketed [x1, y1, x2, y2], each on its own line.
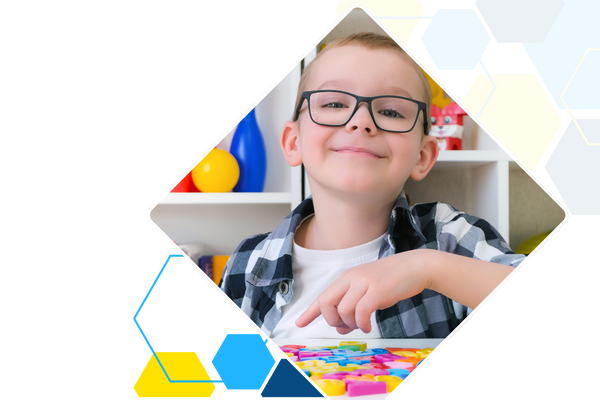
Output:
[294, 189, 398, 250]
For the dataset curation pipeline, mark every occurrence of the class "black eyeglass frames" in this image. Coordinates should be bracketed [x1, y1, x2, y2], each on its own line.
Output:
[293, 90, 428, 134]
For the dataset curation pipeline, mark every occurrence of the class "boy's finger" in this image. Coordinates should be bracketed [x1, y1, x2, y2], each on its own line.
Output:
[355, 289, 380, 333]
[295, 300, 321, 327]
[336, 326, 355, 335]
[320, 302, 347, 328]
[336, 285, 368, 330]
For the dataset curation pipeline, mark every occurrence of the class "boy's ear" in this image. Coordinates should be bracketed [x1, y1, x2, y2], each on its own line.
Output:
[280, 121, 303, 167]
[410, 135, 439, 181]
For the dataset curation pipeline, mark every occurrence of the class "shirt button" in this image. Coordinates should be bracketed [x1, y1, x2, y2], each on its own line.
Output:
[278, 281, 289, 295]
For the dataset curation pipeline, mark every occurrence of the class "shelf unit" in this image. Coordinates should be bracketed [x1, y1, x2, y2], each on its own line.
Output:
[160, 192, 294, 205]
[151, 11, 564, 256]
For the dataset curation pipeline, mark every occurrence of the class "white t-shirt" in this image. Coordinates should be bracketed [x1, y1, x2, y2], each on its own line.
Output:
[271, 221, 386, 339]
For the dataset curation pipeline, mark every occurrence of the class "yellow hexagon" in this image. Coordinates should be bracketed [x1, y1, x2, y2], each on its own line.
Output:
[467, 75, 561, 171]
[336, 1, 425, 45]
[463, 74, 494, 117]
[134, 352, 216, 397]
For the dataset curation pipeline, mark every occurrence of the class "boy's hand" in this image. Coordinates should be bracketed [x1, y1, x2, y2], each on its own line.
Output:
[295, 250, 430, 334]
[295, 249, 516, 335]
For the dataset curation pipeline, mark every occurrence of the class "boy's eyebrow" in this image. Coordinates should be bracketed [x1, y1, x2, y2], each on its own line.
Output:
[387, 86, 415, 99]
[317, 80, 351, 90]
[316, 81, 416, 99]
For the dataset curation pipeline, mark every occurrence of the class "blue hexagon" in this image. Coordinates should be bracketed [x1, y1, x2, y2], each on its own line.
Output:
[524, 1, 600, 109]
[546, 120, 600, 215]
[212, 334, 275, 389]
[422, 9, 490, 70]
[476, 0, 564, 43]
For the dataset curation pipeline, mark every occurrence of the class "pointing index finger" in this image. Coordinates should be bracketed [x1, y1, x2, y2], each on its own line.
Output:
[295, 299, 322, 328]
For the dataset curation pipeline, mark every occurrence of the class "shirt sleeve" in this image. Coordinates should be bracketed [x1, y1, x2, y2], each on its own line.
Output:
[434, 203, 526, 267]
[220, 232, 270, 308]
[219, 236, 253, 307]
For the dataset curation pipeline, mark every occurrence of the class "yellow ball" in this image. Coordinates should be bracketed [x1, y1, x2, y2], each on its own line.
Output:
[191, 148, 240, 192]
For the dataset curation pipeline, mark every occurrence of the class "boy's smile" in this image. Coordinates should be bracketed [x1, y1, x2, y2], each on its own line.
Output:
[332, 146, 384, 158]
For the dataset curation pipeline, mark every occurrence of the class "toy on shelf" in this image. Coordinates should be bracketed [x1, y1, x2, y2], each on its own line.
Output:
[195, 255, 230, 284]
[176, 242, 204, 265]
[516, 230, 551, 255]
[424, 71, 452, 109]
[230, 108, 267, 192]
[191, 148, 240, 192]
[430, 102, 467, 151]
[198, 255, 213, 279]
[170, 172, 200, 193]
[211, 255, 230, 285]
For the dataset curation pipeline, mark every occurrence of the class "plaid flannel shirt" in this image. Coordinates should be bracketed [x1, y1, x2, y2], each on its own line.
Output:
[220, 191, 525, 338]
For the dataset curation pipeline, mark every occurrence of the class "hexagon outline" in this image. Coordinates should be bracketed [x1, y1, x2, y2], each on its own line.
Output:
[522, 1, 600, 111]
[560, 48, 600, 146]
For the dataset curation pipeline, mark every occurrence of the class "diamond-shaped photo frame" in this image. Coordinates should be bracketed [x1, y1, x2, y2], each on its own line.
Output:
[147, 5, 568, 398]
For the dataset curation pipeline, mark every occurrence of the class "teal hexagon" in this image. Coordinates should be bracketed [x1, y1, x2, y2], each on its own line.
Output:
[422, 9, 490, 70]
[212, 334, 275, 389]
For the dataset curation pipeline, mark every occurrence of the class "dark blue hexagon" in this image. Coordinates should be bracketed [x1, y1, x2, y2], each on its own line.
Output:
[542, 116, 600, 218]
[212, 334, 275, 389]
[422, 9, 490, 70]
[476, 0, 564, 43]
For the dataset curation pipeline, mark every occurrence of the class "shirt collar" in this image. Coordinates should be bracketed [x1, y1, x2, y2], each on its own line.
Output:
[247, 190, 419, 287]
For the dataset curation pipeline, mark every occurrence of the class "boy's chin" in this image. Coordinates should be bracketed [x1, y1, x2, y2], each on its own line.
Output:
[325, 179, 402, 202]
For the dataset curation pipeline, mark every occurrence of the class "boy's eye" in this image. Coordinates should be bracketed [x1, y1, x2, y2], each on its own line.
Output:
[323, 101, 347, 109]
[378, 109, 405, 119]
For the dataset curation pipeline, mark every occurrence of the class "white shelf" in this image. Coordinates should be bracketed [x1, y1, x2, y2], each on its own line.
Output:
[160, 192, 293, 205]
[434, 150, 511, 169]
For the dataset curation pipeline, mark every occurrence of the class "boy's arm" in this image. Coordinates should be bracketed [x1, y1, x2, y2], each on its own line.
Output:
[426, 251, 515, 309]
[295, 249, 515, 334]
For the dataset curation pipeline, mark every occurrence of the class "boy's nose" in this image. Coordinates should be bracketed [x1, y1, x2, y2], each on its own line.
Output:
[346, 103, 375, 134]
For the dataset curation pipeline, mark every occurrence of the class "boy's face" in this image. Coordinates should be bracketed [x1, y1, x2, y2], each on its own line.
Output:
[282, 45, 438, 203]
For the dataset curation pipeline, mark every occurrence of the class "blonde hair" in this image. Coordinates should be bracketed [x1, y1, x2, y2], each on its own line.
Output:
[294, 32, 432, 135]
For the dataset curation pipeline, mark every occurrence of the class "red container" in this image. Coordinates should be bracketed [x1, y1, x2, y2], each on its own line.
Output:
[171, 172, 200, 192]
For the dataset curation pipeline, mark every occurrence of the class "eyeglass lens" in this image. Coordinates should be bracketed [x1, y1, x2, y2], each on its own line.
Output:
[308, 91, 420, 132]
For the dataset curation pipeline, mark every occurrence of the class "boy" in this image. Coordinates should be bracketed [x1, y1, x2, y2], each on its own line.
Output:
[220, 32, 525, 339]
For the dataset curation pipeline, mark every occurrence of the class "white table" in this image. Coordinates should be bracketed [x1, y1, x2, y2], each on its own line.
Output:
[271, 338, 444, 399]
